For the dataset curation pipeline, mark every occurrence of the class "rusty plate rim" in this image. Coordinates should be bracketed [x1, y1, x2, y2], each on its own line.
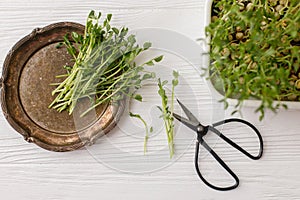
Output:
[0, 22, 125, 152]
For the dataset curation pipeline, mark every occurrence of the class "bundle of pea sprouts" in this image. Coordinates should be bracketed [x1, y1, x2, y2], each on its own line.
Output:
[49, 11, 162, 117]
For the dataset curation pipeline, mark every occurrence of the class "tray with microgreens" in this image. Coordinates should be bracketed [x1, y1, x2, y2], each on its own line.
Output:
[204, 0, 299, 120]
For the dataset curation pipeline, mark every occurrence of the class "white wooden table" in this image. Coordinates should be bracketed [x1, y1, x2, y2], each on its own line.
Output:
[1, 0, 300, 199]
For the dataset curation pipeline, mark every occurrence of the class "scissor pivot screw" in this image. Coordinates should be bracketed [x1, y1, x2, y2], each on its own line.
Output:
[197, 126, 204, 133]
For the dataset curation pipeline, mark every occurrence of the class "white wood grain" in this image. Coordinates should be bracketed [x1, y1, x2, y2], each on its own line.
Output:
[1, 0, 300, 199]
[0, 0, 204, 9]
[0, 8, 205, 66]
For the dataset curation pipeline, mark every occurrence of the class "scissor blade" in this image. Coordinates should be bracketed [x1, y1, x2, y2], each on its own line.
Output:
[173, 112, 199, 132]
[176, 99, 199, 123]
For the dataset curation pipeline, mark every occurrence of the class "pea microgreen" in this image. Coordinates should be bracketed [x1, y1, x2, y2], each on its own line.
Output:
[157, 70, 179, 158]
[129, 112, 151, 154]
[49, 11, 162, 116]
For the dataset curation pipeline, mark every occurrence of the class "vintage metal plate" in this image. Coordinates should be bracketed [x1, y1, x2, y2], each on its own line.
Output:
[1, 22, 125, 152]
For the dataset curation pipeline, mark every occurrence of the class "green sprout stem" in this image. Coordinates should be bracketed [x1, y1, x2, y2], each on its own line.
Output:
[157, 70, 179, 158]
[129, 112, 150, 154]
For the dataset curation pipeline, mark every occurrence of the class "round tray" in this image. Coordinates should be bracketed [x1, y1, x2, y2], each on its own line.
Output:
[1, 22, 125, 152]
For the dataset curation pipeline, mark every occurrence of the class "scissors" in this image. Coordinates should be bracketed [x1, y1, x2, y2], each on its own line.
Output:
[173, 99, 263, 191]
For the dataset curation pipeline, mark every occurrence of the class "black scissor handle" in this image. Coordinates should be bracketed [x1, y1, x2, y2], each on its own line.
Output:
[211, 118, 264, 160]
[194, 118, 263, 191]
[194, 140, 239, 191]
